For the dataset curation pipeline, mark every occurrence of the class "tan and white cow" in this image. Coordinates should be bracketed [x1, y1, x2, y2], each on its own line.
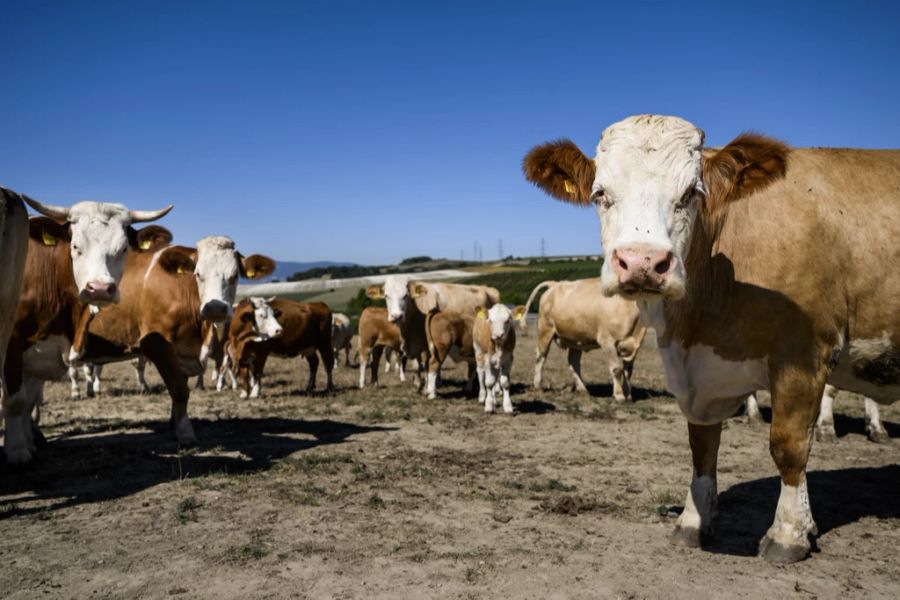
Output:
[523, 114, 900, 563]
[332, 312, 354, 367]
[365, 276, 500, 391]
[4, 199, 173, 463]
[522, 278, 646, 401]
[357, 306, 407, 388]
[473, 304, 525, 413]
[424, 310, 477, 400]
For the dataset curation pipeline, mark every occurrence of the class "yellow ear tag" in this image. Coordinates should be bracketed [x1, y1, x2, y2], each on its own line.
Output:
[42, 229, 57, 246]
[177, 265, 187, 274]
[139, 239, 152, 250]
[514, 312, 523, 321]
[563, 180, 576, 195]
[246, 269, 256, 278]
[476, 308, 486, 319]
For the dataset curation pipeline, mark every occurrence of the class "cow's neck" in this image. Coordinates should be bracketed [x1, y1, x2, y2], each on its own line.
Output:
[655, 201, 735, 350]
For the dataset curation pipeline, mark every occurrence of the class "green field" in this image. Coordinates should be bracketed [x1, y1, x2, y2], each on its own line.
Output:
[457, 257, 603, 307]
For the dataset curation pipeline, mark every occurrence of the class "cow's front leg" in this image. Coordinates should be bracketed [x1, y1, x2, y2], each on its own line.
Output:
[671, 422, 721, 548]
[141, 334, 196, 446]
[759, 373, 821, 564]
[68, 365, 81, 399]
[483, 363, 496, 413]
[567, 349, 588, 394]
[814, 384, 838, 443]
[500, 354, 513, 414]
[476, 356, 487, 405]
[609, 356, 629, 402]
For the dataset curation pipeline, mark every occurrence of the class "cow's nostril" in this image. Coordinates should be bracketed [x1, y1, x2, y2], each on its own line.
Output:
[618, 258, 628, 271]
[654, 257, 671, 275]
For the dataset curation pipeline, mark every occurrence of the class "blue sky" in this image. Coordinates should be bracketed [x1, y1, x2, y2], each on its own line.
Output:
[3, 1, 899, 265]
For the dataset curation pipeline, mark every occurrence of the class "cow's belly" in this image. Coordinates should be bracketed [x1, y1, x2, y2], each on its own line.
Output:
[660, 342, 768, 425]
[555, 332, 599, 352]
[23, 336, 71, 381]
[828, 337, 900, 404]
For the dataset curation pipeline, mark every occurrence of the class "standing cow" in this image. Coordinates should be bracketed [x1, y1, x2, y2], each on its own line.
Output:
[5, 198, 173, 463]
[522, 278, 646, 401]
[523, 114, 900, 563]
[424, 310, 477, 400]
[473, 304, 525, 413]
[357, 306, 407, 388]
[332, 312, 354, 367]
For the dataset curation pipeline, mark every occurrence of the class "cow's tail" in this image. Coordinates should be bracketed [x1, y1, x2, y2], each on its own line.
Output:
[519, 280, 556, 333]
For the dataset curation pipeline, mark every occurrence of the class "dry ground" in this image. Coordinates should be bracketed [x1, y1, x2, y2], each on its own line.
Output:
[1, 333, 898, 599]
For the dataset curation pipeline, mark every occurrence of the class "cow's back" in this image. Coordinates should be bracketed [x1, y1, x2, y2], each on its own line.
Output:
[419, 283, 500, 315]
[542, 278, 642, 346]
[269, 299, 332, 356]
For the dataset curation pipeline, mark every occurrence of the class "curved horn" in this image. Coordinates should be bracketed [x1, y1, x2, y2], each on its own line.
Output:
[129, 204, 173, 223]
[22, 195, 71, 222]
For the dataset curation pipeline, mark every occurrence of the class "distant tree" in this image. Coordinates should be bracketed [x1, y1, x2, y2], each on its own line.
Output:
[399, 255, 432, 265]
[346, 288, 385, 315]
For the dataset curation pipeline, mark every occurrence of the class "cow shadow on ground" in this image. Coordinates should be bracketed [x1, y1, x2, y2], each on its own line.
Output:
[0, 417, 394, 520]
[584, 383, 670, 401]
[694, 464, 900, 557]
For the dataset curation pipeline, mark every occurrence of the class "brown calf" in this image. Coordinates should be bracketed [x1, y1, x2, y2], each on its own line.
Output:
[424, 310, 477, 400]
[357, 306, 407, 388]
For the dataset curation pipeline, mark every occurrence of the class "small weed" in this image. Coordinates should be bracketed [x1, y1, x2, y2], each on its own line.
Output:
[175, 496, 201, 524]
[367, 494, 386, 509]
[223, 529, 271, 563]
[529, 479, 577, 493]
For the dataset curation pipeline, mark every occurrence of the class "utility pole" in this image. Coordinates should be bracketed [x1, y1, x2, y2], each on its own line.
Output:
[498, 238, 503, 260]
[473, 241, 478, 263]
[460, 248, 464, 261]
[540, 237, 546, 258]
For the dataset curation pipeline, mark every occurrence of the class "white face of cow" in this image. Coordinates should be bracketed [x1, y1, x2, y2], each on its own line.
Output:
[383, 275, 412, 323]
[249, 297, 283, 340]
[194, 236, 241, 322]
[594, 115, 705, 301]
[485, 304, 514, 342]
[66, 203, 132, 305]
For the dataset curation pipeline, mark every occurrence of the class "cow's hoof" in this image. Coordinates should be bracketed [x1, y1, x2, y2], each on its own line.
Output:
[758, 534, 810, 564]
[669, 525, 704, 549]
[815, 427, 838, 444]
[613, 394, 628, 403]
[746, 414, 764, 427]
[868, 428, 890, 444]
[239, 391, 248, 399]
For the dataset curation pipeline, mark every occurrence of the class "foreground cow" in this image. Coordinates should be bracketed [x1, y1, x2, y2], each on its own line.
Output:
[744, 387, 891, 443]
[522, 278, 646, 401]
[523, 114, 900, 563]
[425, 310, 477, 400]
[332, 312, 354, 367]
[5, 198, 173, 463]
[473, 305, 525, 413]
[223, 298, 334, 397]
[0, 188, 29, 448]
[365, 277, 500, 390]
[357, 306, 407, 388]
[81, 236, 274, 445]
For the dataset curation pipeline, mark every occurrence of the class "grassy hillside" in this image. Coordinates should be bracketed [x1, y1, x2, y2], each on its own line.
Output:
[458, 258, 602, 307]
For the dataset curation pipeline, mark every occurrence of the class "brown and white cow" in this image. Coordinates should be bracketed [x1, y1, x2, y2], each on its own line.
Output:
[365, 276, 500, 391]
[357, 306, 407, 388]
[77, 236, 274, 445]
[0, 188, 29, 452]
[523, 114, 900, 563]
[473, 304, 525, 413]
[220, 297, 284, 398]
[522, 278, 646, 401]
[332, 312, 354, 367]
[223, 298, 334, 398]
[4, 199, 173, 463]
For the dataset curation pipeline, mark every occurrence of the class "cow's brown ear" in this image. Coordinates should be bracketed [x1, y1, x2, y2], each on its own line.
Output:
[158, 246, 197, 276]
[703, 133, 789, 208]
[128, 225, 173, 252]
[29, 217, 70, 247]
[365, 285, 385, 299]
[240, 255, 276, 280]
[523, 139, 596, 206]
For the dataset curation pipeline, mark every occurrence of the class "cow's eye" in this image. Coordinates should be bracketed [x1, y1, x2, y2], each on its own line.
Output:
[675, 189, 694, 210]
[592, 189, 613, 209]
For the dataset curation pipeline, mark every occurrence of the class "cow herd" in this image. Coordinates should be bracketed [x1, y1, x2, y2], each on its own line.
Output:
[1, 113, 898, 566]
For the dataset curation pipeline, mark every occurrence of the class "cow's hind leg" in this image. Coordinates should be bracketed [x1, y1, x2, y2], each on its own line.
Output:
[745, 393, 764, 426]
[319, 343, 335, 392]
[140, 333, 196, 446]
[567, 349, 588, 394]
[814, 384, 838, 443]
[671, 422, 721, 548]
[369, 345, 384, 387]
[864, 397, 889, 443]
[533, 324, 553, 390]
[758, 371, 822, 564]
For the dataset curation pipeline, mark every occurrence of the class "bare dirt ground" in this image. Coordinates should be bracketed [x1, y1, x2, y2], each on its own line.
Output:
[1, 333, 898, 599]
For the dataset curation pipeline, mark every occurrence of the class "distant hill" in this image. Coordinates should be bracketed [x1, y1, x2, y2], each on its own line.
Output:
[263, 261, 357, 282]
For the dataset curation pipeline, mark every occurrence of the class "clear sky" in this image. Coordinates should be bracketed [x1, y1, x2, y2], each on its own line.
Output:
[3, 1, 899, 265]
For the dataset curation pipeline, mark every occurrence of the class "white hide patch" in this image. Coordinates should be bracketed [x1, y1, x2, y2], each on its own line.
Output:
[195, 236, 240, 313]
